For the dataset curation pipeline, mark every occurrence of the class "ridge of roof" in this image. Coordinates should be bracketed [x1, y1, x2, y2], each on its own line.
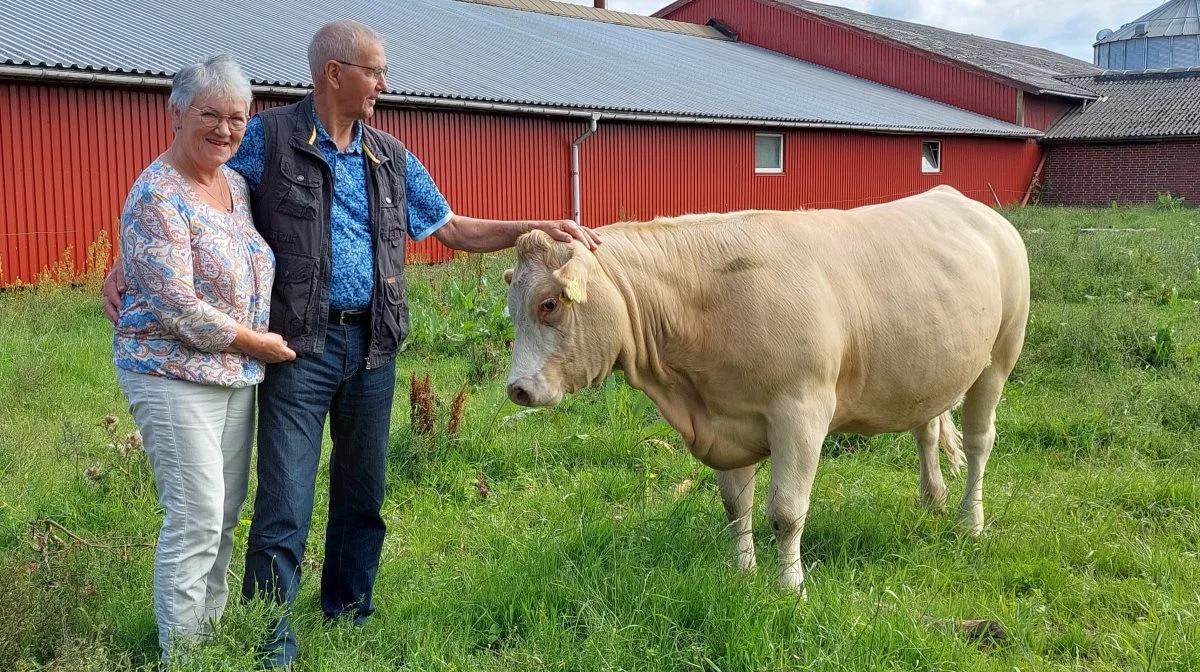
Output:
[456, 0, 727, 39]
[656, 0, 1102, 99]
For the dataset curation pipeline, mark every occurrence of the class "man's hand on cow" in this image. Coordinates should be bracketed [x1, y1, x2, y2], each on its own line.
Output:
[532, 219, 602, 251]
[102, 261, 127, 325]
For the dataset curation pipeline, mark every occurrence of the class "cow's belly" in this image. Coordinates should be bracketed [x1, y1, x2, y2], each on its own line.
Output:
[830, 338, 994, 434]
[687, 410, 771, 471]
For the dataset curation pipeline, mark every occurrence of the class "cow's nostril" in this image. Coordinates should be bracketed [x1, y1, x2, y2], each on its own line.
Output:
[508, 382, 533, 406]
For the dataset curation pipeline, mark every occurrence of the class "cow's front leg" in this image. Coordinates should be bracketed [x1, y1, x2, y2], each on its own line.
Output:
[766, 398, 833, 595]
[716, 465, 758, 572]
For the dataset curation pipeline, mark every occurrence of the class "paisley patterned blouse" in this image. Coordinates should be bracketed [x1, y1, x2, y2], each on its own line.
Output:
[113, 157, 274, 387]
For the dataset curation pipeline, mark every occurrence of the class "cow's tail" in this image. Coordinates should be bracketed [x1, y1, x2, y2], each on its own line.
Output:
[937, 409, 964, 478]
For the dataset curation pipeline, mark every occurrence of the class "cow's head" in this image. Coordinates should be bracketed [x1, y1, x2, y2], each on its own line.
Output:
[504, 230, 624, 407]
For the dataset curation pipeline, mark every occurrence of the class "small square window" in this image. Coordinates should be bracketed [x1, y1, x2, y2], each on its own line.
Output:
[755, 133, 783, 174]
[921, 141, 941, 173]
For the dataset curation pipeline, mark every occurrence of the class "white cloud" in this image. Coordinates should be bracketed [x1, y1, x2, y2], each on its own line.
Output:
[558, 0, 1166, 62]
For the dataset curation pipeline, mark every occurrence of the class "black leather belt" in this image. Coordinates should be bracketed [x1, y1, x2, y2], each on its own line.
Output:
[329, 308, 368, 325]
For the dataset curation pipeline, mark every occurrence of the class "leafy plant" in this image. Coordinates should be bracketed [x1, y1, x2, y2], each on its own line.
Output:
[1124, 323, 1176, 370]
[1156, 191, 1186, 212]
[406, 261, 514, 383]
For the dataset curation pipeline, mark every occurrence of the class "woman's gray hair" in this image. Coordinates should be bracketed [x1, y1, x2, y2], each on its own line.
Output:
[308, 20, 384, 82]
[168, 54, 253, 111]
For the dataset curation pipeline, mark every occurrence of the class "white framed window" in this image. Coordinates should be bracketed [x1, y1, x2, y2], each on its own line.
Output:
[921, 141, 941, 173]
[755, 133, 784, 174]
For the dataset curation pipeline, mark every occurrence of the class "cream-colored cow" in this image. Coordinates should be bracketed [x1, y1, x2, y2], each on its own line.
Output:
[503, 185, 1029, 593]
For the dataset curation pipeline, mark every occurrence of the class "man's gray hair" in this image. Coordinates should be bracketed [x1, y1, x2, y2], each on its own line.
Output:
[168, 54, 252, 111]
[308, 20, 384, 82]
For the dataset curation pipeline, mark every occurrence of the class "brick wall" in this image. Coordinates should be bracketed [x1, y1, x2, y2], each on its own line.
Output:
[1042, 139, 1200, 205]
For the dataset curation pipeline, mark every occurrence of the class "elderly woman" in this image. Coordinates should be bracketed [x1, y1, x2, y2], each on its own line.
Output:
[112, 54, 295, 661]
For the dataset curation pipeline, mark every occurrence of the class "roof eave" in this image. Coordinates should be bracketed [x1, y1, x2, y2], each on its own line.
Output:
[1042, 132, 1200, 143]
[0, 63, 1039, 138]
[1036, 87, 1100, 101]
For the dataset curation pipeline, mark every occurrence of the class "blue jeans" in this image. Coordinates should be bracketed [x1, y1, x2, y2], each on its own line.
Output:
[242, 323, 395, 664]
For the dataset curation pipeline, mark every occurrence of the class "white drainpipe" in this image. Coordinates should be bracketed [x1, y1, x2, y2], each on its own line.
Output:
[571, 114, 599, 225]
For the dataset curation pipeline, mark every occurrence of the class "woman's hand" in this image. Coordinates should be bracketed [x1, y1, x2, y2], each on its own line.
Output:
[232, 326, 296, 363]
[253, 332, 297, 363]
[102, 261, 127, 324]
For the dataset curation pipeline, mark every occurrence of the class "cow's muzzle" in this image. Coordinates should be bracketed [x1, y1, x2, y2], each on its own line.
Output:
[506, 376, 560, 407]
[507, 380, 535, 406]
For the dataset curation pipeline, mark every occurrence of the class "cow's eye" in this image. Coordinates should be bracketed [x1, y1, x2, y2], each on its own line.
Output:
[540, 298, 558, 314]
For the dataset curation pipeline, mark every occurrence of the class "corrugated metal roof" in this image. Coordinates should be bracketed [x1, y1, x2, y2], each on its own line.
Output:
[0, 0, 1037, 136]
[1095, 0, 1200, 43]
[1043, 69, 1200, 141]
[771, 0, 1104, 98]
[658, 0, 1102, 99]
[458, 0, 726, 38]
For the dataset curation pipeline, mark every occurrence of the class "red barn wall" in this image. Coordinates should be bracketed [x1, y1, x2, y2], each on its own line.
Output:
[1, 80, 1039, 286]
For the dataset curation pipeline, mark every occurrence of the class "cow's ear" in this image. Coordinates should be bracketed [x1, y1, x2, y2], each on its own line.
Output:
[553, 243, 593, 304]
[503, 268, 513, 285]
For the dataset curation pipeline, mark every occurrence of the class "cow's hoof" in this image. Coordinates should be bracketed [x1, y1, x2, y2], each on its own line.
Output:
[776, 580, 808, 599]
[777, 567, 806, 596]
[920, 487, 948, 512]
[957, 508, 986, 535]
[786, 583, 808, 601]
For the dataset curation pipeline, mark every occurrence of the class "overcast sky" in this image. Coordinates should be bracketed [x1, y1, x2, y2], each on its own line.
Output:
[560, 0, 1166, 62]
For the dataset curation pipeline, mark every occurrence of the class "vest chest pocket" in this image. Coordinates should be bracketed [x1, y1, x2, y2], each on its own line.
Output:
[383, 222, 406, 247]
[379, 191, 405, 240]
[378, 185, 408, 279]
[379, 223, 407, 275]
[372, 158, 408, 275]
[276, 157, 323, 220]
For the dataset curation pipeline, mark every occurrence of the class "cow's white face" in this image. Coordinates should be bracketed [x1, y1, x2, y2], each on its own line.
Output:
[504, 230, 622, 407]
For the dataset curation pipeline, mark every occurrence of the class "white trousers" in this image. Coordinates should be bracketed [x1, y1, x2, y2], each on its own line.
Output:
[117, 368, 254, 661]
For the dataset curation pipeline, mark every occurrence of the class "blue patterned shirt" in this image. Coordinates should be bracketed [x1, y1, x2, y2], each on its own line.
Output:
[228, 113, 453, 309]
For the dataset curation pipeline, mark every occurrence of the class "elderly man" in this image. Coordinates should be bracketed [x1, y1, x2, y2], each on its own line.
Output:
[106, 19, 599, 667]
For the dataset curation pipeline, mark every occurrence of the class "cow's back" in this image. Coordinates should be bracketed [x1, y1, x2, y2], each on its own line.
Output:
[597, 186, 1028, 464]
[799, 187, 1029, 433]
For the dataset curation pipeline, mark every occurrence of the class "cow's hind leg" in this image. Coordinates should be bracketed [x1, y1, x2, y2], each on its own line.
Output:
[766, 396, 834, 595]
[957, 366, 1008, 534]
[716, 465, 757, 572]
[912, 419, 948, 511]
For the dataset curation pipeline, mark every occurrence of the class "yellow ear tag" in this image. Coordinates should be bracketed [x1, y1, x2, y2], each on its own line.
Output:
[563, 278, 584, 304]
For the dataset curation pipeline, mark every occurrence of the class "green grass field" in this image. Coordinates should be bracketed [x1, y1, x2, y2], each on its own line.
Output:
[1, 204, 1198, 671]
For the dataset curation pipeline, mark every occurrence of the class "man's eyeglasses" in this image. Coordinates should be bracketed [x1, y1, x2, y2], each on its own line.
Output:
[335, 60, 389, 80]
[190, 106, 248, 131]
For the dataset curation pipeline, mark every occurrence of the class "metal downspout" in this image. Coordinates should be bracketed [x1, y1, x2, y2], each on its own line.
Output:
[571, 114, 599, 225]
